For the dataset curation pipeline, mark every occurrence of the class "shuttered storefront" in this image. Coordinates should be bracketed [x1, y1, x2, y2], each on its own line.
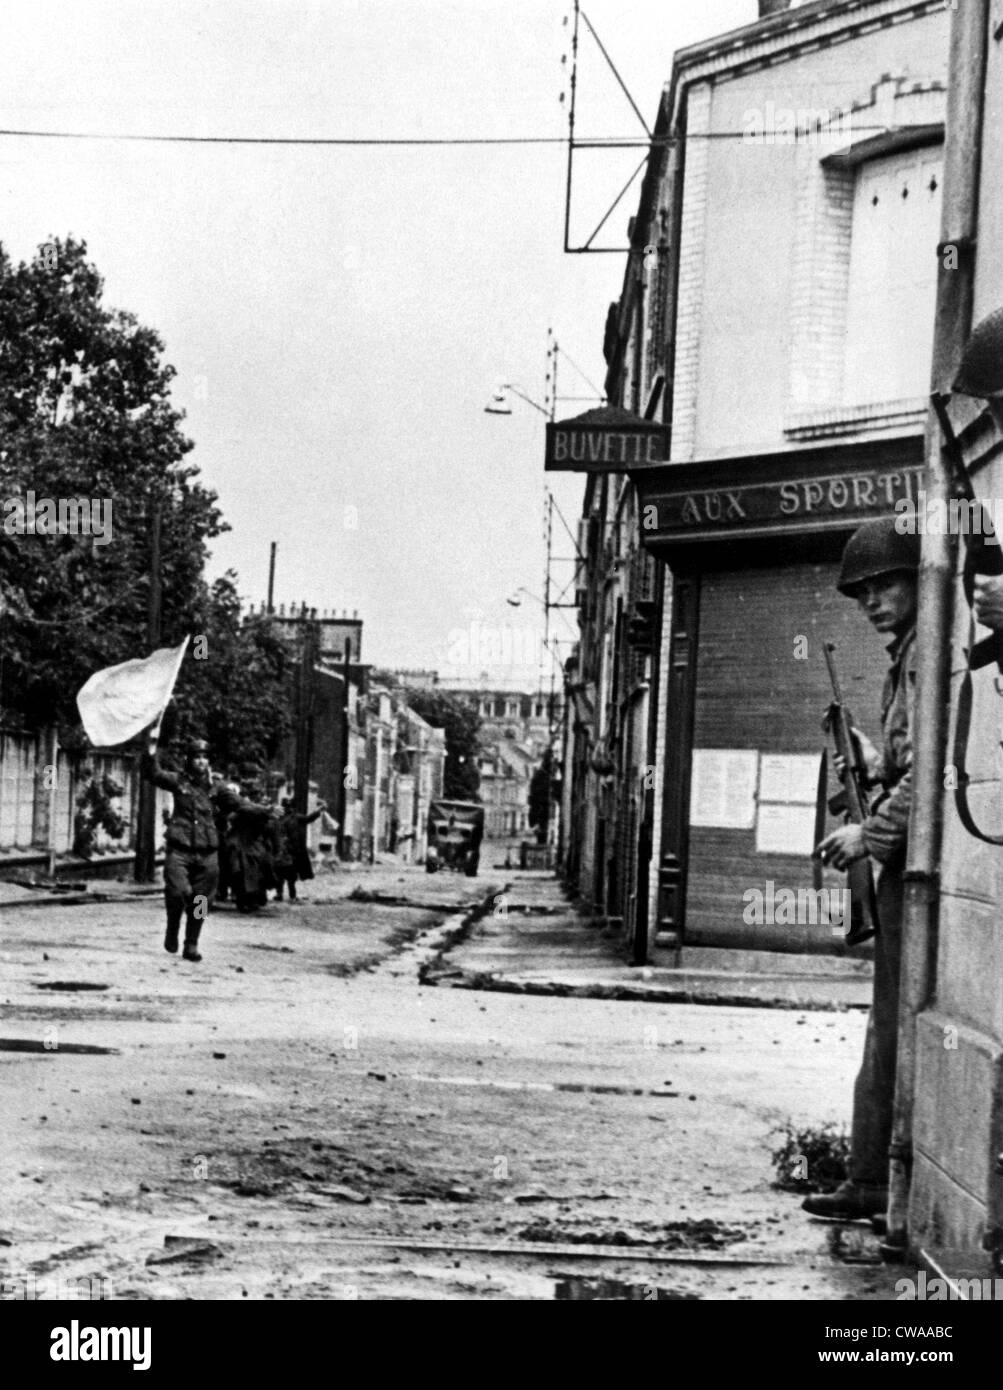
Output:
[686, 557, 890, 951]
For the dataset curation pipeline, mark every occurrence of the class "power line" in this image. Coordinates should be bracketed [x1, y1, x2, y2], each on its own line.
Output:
[0, 123, 922, 149]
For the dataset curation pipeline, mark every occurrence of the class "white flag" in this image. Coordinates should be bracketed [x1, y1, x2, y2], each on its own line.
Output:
[76, 637, 190, 748]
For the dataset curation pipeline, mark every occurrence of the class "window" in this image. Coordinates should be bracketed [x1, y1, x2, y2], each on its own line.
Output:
[843, 149, 942, 406]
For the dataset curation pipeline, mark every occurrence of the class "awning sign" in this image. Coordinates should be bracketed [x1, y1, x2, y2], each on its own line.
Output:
[544, 406, 670, 472]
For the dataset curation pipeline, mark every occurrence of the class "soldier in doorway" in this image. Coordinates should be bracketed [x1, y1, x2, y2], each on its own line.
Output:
[808, 516, 919, 1221]
[141, 734, 269, 961]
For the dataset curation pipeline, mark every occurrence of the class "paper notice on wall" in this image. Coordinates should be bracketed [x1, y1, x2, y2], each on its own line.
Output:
[690, 749, 759, 829]
[756, 802, 817, 856]
[758, 753, 822, 805]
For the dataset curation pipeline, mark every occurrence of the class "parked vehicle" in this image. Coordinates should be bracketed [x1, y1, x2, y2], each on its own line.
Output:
[425, 799, 484, 876]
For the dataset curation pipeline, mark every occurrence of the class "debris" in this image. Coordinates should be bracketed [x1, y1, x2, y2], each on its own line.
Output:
[554, 1274, 699, 1301]
[212, 1052, 227, 1060]
[146, 1237, 222, 1266]
[0, 1038, 116, 1055]
[446, 1185, 475, 1202]
[309, 1184, 371, 1205]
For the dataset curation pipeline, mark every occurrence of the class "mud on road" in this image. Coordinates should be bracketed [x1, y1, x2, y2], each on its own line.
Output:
[1, 866, 903, 1300]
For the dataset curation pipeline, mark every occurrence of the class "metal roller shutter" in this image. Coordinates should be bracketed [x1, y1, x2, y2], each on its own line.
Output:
[686, 558, 891, 952]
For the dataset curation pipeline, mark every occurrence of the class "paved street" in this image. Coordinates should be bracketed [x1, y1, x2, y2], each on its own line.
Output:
[0, 863, 913, 1301]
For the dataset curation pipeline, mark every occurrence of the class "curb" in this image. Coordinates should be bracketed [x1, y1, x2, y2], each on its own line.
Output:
[425, 967, 870, 1012]
[418, 882, 510, 985]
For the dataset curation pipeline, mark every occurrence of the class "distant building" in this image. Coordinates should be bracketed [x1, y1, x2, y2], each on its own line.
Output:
[454, 686, 561, 842]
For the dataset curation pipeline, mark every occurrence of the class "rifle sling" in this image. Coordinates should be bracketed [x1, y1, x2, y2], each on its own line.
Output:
[812, 749, 827, 893]
[953, 614, 1003, 845]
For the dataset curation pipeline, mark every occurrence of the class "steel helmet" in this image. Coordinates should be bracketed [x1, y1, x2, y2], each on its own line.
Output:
[953, 305, 1003, 399]
[837, 516, 920, 596]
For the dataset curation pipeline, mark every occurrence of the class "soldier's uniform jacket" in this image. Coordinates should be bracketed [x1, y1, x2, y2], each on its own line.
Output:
[861, 626, 916, 864]
[141, 753, 246, 853]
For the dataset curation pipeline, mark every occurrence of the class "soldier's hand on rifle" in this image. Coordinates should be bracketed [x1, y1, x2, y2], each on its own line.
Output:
[814, 823, 867, 871]
[833, 727, 881, 784]
[973, 575, 1003, 633]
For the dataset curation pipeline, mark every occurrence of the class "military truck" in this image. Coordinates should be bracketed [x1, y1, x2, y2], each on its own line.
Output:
[425, 799, 484, 876]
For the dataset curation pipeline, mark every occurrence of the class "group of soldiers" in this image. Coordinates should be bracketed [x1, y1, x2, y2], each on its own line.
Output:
[141, 730, 326, 962]
[214, 765, 325, 912]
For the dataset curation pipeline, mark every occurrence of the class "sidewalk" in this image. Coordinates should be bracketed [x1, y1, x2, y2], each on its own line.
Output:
[429, 872, 873, 1012]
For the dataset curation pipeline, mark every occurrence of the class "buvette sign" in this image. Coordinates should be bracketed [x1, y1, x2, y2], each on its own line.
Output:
[544, 406, 670, 472]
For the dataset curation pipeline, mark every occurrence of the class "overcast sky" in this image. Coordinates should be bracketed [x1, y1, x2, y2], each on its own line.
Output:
[0, 0, 754, 684]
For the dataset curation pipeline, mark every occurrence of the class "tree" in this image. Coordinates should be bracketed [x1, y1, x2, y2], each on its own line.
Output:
[0, 237, 226, 736]
[163, 575, 294, 773]
[400, 687, 481, 800]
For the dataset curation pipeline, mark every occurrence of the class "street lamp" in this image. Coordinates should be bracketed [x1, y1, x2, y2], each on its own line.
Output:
[484, 384, 551, 418]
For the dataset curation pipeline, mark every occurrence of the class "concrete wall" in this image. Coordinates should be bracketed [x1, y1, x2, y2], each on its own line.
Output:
[0, 727, 167, 861]
[909, 7, 1003, 1261]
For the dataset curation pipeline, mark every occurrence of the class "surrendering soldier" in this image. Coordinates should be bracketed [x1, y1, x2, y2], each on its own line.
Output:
[225, 766, 279, 912]
[142, 734, 268, 961]
[274, 796, 326, 902]
[808, 516, 920, 1222]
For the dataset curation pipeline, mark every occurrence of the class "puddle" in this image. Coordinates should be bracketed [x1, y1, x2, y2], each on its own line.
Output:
[0, 1037, 116, 1054]
[554, 1275, 699, 1300]
[34, 982, 110, 992]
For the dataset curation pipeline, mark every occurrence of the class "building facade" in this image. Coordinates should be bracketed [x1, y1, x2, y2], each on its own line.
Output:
[559, 0, 949, 964]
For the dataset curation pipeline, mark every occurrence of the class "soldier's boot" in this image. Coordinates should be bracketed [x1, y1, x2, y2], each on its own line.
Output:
[802, 1181, 887, 1221]
[182, 913, 203, 963]
[164, 903, 183, 954]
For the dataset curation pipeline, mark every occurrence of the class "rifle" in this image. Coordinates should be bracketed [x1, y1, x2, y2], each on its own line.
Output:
[932, 392, 1003, 844]
[818, 642, 879, 946]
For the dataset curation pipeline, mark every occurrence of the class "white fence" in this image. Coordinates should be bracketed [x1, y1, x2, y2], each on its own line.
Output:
[0, 728, 165, 857]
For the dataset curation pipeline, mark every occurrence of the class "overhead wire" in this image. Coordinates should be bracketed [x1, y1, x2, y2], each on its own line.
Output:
[0, 123, 919, 149]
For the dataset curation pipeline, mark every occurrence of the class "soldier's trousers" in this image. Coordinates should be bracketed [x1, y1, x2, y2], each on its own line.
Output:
[848, 856, 904, 1188]
[164, 849, 220, 946]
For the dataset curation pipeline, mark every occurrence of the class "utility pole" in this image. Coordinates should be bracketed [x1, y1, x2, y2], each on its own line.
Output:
[267, 541, 277, 614]
[293, 607, 318, 816]
[337, 637, 352, 859]
[134, 496, 162, 882]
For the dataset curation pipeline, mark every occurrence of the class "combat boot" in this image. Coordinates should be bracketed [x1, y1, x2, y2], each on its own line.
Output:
[164, 905, 182, 954]
[802, 1181, 887, 1221]
[183, 917, 203, 963]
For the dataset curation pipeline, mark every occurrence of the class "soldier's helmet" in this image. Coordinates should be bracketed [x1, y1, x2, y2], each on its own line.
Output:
[953, 305, 1003, 399]
[186, 738, 210, 759]
[837, 516, 920, 597]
